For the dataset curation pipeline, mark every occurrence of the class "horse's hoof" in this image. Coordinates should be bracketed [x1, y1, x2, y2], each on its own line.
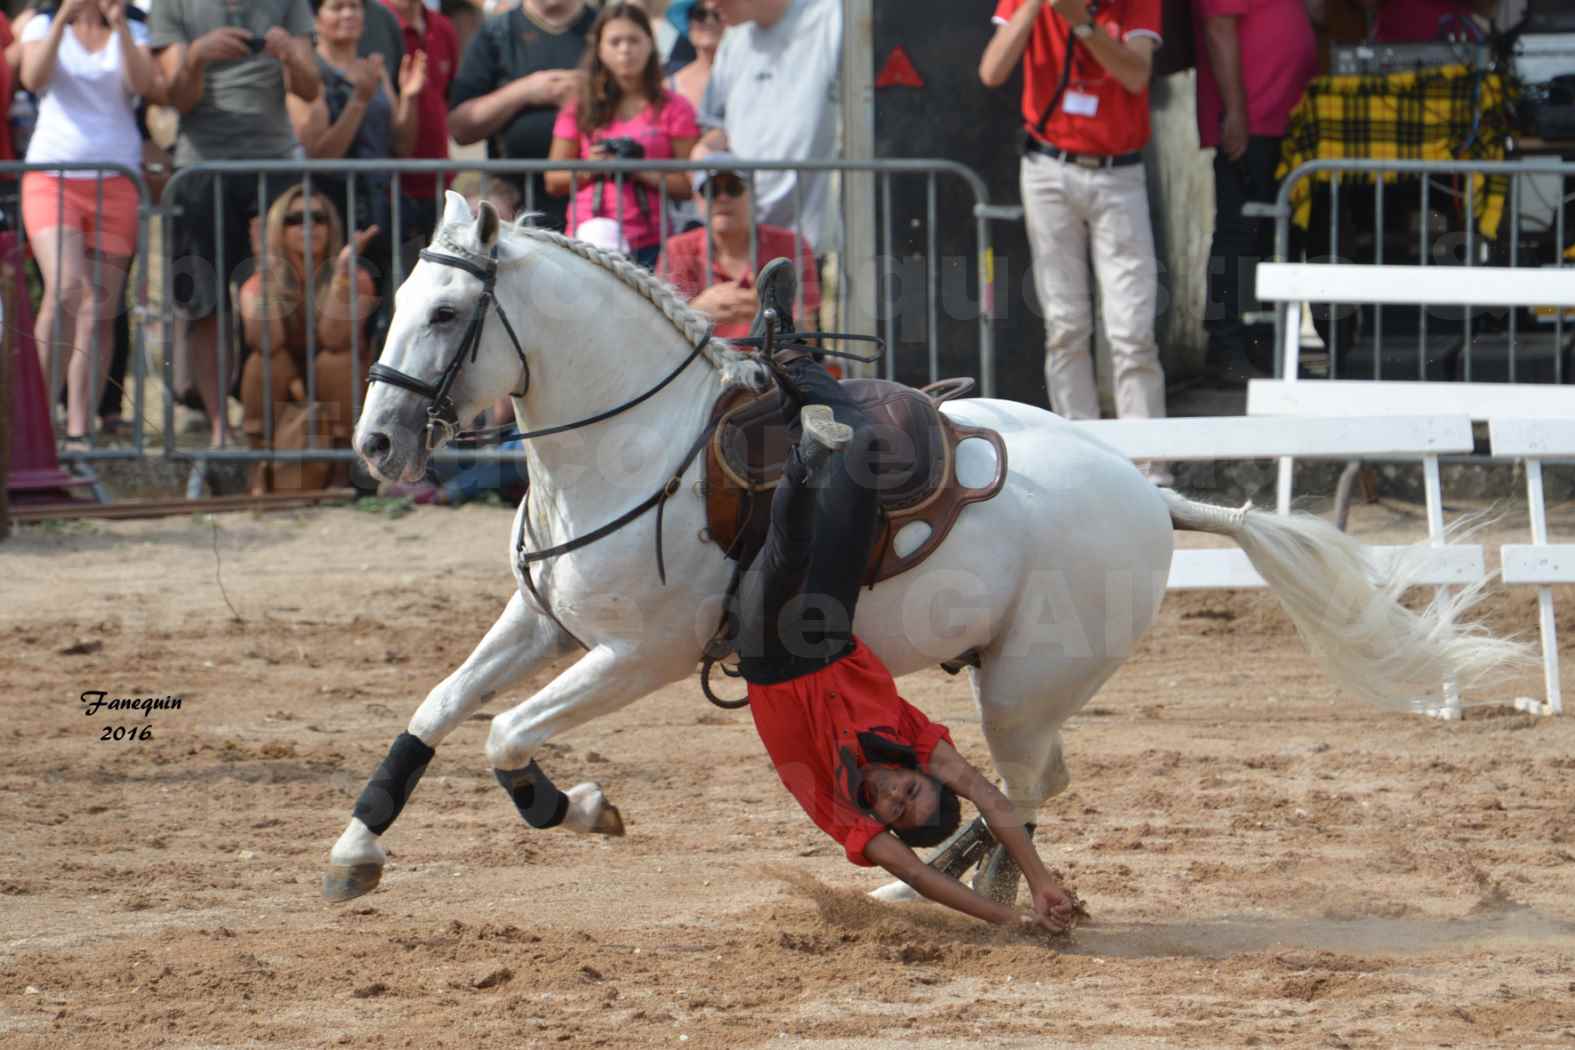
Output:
[925, 816, 992, 878]
[323, 862, 383, 902]
[566, 782, 626, 836]
[592, 801, 625, 837]
[972, 844, 1023, 906]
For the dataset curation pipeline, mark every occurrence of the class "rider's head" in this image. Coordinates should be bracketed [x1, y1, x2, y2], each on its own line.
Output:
[859, 764, 961, 849]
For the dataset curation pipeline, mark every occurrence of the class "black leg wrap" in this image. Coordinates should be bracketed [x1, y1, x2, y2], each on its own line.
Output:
[352, 732, 436, 836]
[495, 761, 570, 829]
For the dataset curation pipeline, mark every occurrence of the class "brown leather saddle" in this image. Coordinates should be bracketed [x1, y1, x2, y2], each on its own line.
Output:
[701, 376, 1008, 584]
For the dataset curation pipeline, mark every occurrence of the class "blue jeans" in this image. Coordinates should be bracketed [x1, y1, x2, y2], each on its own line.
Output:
[432, 438, 527, 505]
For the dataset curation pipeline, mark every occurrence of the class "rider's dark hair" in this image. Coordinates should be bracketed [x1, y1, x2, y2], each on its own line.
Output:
[892, 777, 962, 850]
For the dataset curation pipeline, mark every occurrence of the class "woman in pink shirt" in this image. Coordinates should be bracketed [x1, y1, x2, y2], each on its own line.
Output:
[546, 3, 697, 267]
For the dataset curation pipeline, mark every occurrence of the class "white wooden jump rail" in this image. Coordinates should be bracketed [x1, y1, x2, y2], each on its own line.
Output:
[1243, 261, 1575, 716]
[1075, 411, 1487, 715]
[1074, 415, 1483, 591]
[1487, 418, 1573, 717]
[1068, 262, 1574, 715]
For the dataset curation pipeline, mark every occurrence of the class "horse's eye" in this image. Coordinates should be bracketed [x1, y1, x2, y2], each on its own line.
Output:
[430, 306, 457, 326]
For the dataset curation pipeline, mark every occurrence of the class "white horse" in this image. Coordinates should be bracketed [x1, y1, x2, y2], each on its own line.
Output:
[327, 193, 1519, 904]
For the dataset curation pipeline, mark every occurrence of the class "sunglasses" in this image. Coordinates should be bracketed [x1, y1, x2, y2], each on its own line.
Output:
[688, 6, 721, 24]
[703, 175, 747, 199]
[283, 210, 331, 228]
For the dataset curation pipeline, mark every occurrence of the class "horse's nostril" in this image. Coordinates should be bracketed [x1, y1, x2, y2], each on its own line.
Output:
[360, 431, 392, 461]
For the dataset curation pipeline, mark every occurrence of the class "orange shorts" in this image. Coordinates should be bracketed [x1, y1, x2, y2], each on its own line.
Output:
[21, 172, 140, 258]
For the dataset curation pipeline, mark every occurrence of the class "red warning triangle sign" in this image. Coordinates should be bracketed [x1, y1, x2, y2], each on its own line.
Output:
[876, 46, 924, 89]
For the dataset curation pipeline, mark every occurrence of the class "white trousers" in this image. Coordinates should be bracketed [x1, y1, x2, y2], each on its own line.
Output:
[1020, 153, 1167, 427]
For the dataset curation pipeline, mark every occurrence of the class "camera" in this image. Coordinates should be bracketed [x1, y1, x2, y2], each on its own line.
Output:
[596, 137, 646, 160]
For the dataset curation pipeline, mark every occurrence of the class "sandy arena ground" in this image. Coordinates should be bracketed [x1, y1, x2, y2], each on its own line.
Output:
[3, 498, 1574, 1049]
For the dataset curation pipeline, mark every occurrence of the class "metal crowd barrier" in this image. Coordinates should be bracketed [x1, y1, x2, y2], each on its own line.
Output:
[143, 157, 997, 481]
[0, 162, 153, 468]
[1270, 157, 1573, 383]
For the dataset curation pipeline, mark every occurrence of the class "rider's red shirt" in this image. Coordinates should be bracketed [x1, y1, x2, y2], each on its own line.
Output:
[747, 639, 953, 866]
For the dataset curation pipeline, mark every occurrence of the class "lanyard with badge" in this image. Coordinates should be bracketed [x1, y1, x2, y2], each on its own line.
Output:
[1027, 0, 1106, 141]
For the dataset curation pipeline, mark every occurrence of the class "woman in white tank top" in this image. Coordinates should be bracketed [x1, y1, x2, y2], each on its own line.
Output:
[19, 0, 162, 450]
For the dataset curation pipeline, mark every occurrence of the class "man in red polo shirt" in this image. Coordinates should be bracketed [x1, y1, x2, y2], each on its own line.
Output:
[383, 0, 460, 257]
[980, 0, 1169, 486]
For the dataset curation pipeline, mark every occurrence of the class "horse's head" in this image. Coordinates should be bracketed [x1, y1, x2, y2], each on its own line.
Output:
[355, 192, 529, 483]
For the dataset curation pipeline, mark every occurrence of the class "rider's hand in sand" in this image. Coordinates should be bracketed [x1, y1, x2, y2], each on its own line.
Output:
[1028, 879, 1079, 932]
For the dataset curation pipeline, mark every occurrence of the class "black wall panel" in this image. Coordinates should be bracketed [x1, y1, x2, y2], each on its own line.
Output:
[870, 2, 1049, 405]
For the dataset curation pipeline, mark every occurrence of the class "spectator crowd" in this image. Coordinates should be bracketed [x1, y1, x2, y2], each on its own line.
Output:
[0, 0, 1516, 498]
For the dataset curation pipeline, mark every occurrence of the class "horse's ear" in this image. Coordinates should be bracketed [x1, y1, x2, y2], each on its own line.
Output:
[476, 199, 500, 250]
[441, 189, 472, 229]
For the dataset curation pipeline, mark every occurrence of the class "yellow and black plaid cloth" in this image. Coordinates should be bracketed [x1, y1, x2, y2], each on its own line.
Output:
[1277, 64, 1515, 240]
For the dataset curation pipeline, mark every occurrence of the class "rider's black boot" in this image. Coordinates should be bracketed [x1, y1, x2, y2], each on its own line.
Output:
[747, 257, 798, 342]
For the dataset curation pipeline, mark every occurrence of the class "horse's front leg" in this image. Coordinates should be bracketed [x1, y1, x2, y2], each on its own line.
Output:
[324, 591, 572, 901]
[486, 643, 686, 838]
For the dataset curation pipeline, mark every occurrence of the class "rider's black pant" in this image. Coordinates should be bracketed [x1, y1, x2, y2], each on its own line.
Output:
[734, 358, 880, 685]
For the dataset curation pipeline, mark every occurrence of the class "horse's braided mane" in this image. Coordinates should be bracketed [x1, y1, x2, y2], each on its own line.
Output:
[433, 217, 770, 392]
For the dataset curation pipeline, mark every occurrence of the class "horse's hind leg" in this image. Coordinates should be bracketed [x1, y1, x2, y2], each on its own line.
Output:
[324, 592, 570, 901]
[962, 608, 1145, 905]
[968, 701, 1076, 905]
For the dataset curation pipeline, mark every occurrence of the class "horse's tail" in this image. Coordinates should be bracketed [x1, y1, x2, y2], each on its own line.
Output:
[1160, 489, 1529, 709]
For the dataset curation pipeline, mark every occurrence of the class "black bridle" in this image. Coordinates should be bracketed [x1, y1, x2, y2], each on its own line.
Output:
[366, 254, 885, 661]
[368, 245, 719, 448]
[366, 247, 530, 451]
